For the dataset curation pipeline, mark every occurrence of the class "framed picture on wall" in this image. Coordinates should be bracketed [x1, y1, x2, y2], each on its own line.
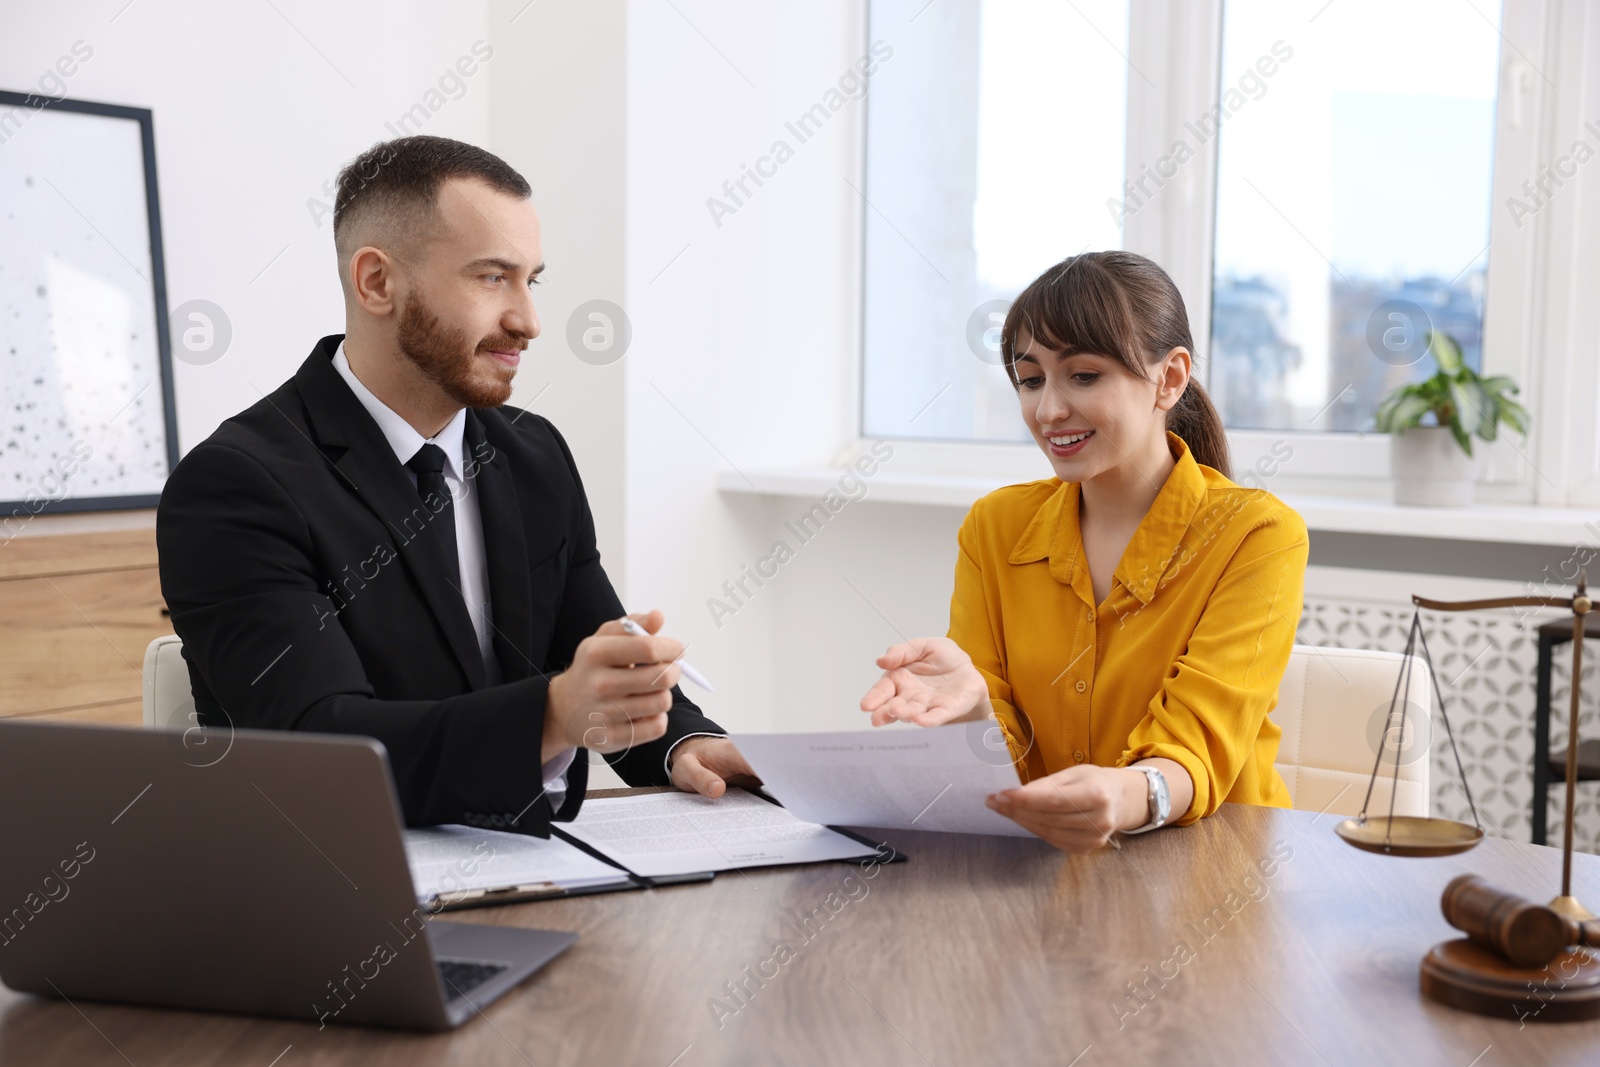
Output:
[0, 89, 176, 524]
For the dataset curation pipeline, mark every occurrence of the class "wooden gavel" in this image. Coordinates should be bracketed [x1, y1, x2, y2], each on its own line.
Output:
[1442, 874, 1600, 968]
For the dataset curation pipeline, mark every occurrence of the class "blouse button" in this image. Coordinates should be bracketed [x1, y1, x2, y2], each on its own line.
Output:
[1073, 750, 1086, 763]
[1086, 609, 1095, 622]
[1075, 680, 1087, 694]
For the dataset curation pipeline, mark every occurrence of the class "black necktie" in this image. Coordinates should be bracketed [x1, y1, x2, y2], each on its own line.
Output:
[406, 443, 460, 581]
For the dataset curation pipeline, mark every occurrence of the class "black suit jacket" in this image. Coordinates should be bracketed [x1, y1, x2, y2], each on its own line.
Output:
[156, 334, 723, 836]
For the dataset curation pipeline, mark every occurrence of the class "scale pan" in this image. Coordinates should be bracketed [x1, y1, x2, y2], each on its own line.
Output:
[1335, 815, 1483, 857]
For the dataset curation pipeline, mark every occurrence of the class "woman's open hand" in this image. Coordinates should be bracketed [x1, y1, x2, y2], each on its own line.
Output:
[859, 637, 991, 727]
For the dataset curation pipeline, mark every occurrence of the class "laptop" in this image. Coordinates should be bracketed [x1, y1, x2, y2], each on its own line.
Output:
[0, 719, 576, 1031]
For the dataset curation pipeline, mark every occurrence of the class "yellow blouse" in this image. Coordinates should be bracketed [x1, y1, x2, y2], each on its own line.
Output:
[948, 431, 1306, 824]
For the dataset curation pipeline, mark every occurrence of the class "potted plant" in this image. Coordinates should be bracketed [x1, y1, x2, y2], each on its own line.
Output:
[1373, 331, 1530, 507]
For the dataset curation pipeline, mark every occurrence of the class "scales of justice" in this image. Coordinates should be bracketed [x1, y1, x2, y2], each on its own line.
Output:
[1336, 576, 1600, 1020]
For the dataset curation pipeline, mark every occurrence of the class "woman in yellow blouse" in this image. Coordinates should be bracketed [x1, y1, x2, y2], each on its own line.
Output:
[860, 251, 1307, 853]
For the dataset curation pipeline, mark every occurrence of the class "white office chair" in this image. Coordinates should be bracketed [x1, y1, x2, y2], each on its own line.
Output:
[142, 634, 197, 731]
[1272, 644, 1432, 819]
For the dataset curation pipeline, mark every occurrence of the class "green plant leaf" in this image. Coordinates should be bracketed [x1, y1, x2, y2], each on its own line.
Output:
[1369, 391, 1395, 428]
[1479, 375, 1517, 395]
[1450, 378, 1483, 436]
[1450, 421, 1475, 457]
[1376, 387, 1428, 432]
[1388, 393, 1433, 432]
[1499, 396, 1530, 436]
[1421, 374, 1450, 411]
[1374, 395, 1398, 433]
[1376, 386, 1414, 431]
[1465, 378, 1497, 441]
[1375, 390, 1403, 432]
[1429, 331, 1465, 376]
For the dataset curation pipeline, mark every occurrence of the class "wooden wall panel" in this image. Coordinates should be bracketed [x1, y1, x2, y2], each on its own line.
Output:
[0, 528, 170, 721]
[0, 528, 158, 580]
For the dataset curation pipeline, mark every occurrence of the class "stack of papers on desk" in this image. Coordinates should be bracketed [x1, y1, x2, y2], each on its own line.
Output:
[404, 788, 883, 910]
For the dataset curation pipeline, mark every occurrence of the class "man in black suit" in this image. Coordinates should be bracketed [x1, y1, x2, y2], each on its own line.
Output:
[157, 135, 754, 837]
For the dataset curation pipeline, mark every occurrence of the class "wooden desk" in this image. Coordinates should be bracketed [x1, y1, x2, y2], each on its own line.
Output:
[1, 799, 1597, 1065]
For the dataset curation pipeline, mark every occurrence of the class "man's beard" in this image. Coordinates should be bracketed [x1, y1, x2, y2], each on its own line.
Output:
[395, 289, 521, 409]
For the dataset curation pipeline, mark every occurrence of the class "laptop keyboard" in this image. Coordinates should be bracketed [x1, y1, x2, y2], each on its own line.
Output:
[437, 958, 510, 1000]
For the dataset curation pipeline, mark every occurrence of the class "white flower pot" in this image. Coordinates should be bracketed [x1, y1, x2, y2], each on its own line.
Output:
[1390, 426, 1477, 507]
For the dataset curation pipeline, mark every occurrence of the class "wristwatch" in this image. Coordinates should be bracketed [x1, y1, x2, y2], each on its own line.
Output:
[1122, 765, 1171, 835]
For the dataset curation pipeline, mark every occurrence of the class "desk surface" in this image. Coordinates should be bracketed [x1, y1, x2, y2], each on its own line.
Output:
[2, 796, 1598, 1066]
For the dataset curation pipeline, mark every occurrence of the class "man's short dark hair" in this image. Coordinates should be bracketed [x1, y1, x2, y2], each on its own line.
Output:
[332, 135, 530, 272]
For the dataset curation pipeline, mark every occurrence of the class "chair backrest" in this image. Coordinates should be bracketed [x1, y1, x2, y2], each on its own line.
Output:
[1273, 644, 1431, 819]
[142, 634, 197, 731]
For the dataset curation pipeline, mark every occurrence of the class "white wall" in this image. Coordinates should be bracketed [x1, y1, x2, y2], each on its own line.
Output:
[0, 0, 499, 453]
[485, 0, 628, 581]
[618, 1, 971, 737]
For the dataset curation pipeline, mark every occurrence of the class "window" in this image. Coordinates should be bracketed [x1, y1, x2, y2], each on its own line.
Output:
[853, 0, 1597, 503]
[859, 0, 1130, 443]
[1209, 0, 1502, 433]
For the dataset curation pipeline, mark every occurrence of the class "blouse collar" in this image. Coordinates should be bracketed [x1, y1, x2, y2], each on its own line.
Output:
[1006, 430, 1210, 606]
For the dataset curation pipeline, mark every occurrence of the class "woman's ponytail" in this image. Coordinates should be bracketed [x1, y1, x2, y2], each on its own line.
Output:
[1167, 377, 1231, 479]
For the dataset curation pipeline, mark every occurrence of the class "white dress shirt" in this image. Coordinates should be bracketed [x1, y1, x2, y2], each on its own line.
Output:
[332, 342, 576, 809]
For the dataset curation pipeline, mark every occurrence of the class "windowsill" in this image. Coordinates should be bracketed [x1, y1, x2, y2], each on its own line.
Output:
[715, 468, 1600, 547]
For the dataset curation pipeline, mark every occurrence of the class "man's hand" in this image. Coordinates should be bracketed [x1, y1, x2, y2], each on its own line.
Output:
[668, 736, 761, 798]
[859, 636, 991, 727]
[543, 610, 682, 764]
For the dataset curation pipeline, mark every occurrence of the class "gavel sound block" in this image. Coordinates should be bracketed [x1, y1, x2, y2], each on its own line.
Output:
[1420, 875, 1600, 1022]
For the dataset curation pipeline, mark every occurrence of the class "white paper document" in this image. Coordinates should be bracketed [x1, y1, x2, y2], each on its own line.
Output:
[403, 824, 629, 904]
[730, 724, 1031, 837]
[561, 789, 880, 878]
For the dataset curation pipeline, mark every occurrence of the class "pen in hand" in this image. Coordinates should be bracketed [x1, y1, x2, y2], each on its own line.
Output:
[617, 615, 715, 692]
